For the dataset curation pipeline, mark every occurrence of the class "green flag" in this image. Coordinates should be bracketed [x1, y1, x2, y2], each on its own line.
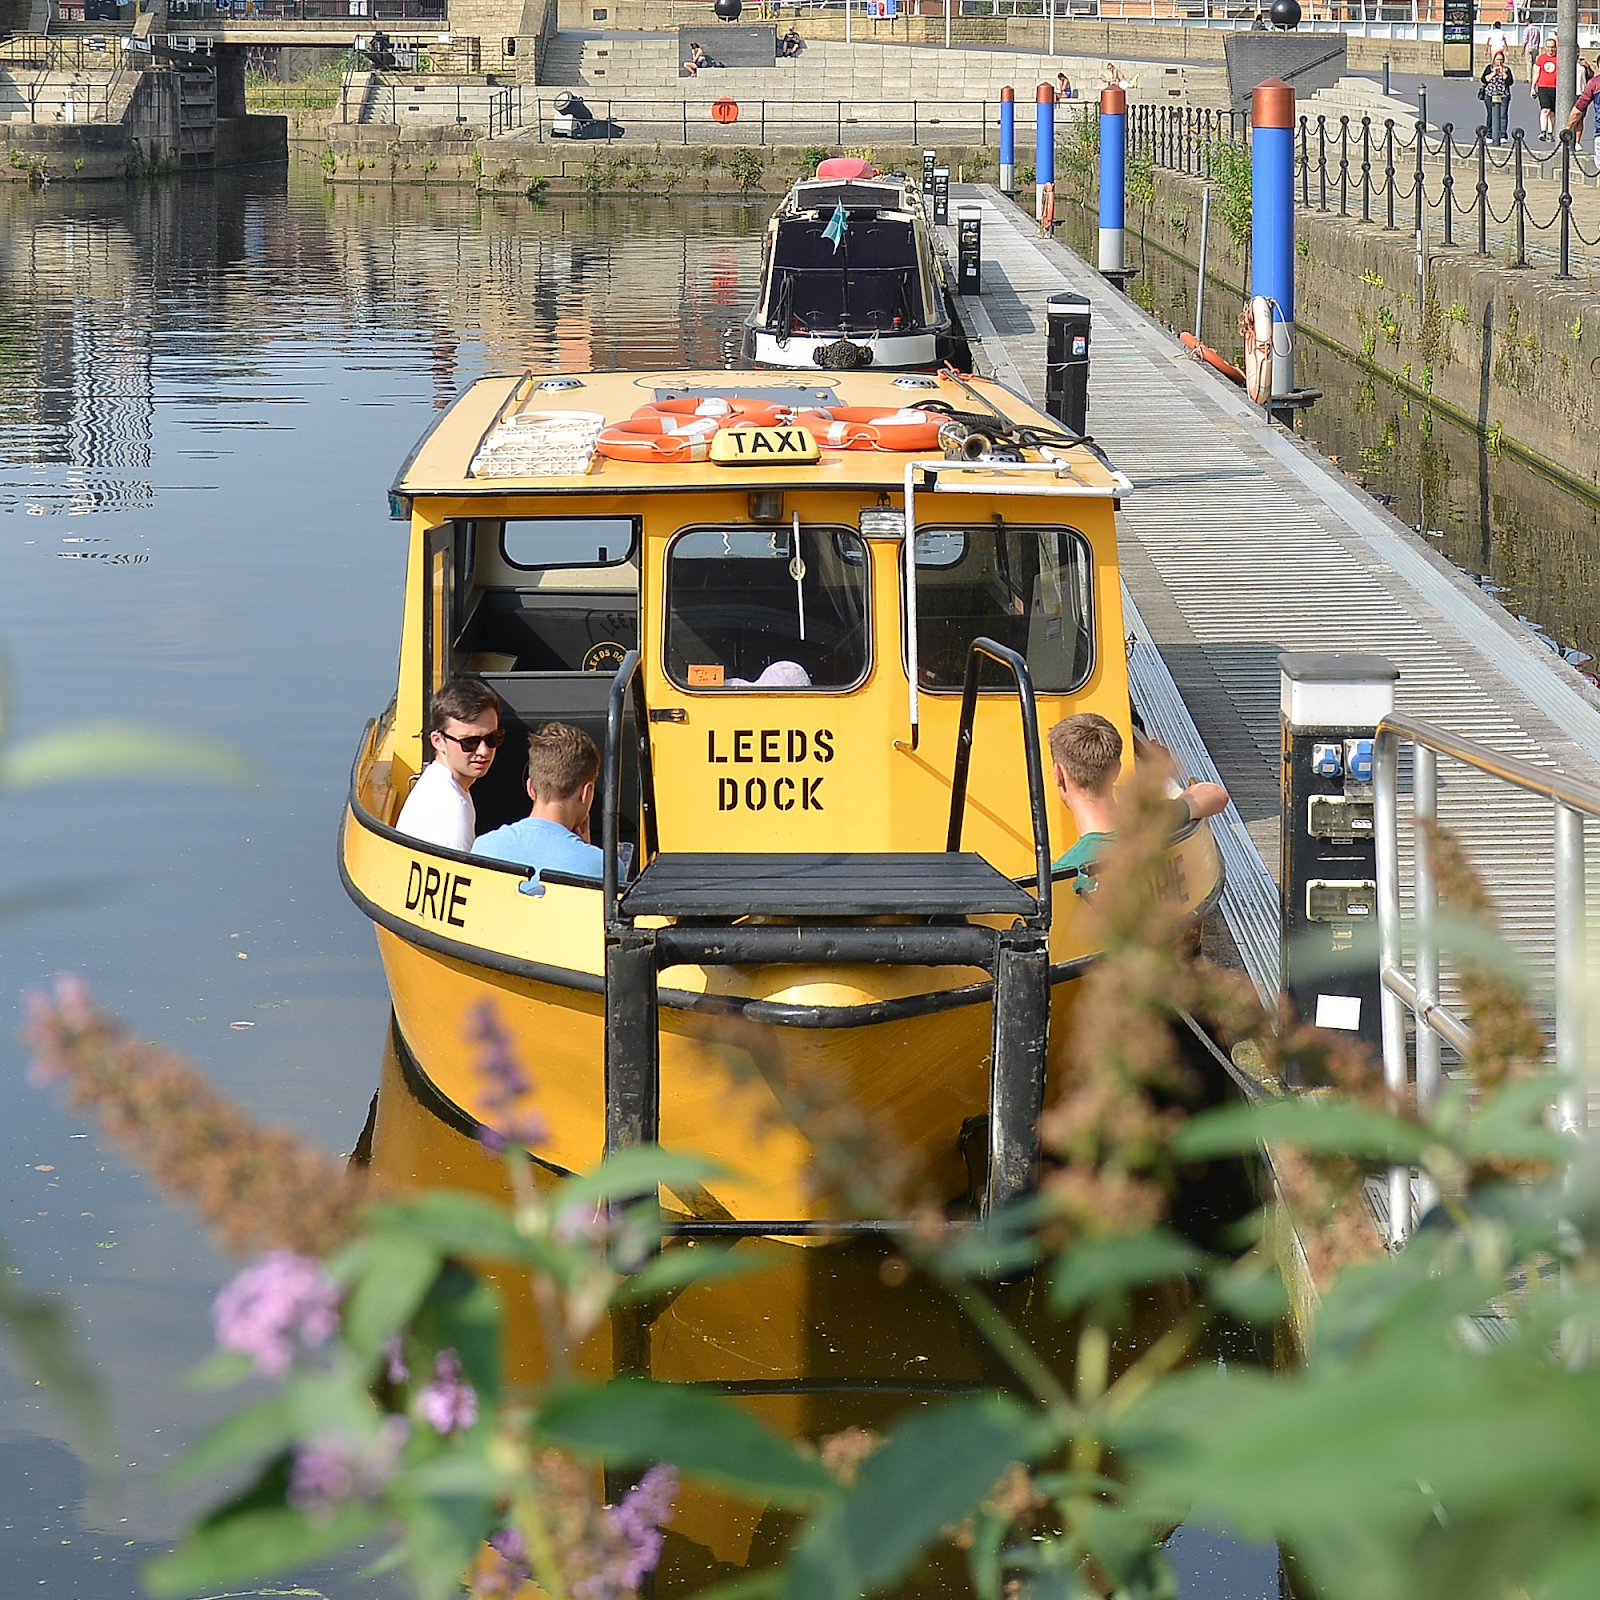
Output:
[822, 200, 848, 253]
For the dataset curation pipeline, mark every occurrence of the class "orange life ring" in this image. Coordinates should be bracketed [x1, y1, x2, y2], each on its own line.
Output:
[642, 395, 793, 428]
[595, 413, 720, 464]
[794, 406, 943, 451]
[711, 98, 739, 123]
[1179, 331, 1246, 387]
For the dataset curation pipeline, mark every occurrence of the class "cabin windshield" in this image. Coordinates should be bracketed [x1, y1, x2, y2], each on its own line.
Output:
[767, 218, 925, 333]
[665, 526, 870, 691]
[910, 522, 1095, 691]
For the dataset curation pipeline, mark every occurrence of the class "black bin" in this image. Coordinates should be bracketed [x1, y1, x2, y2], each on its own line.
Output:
[956, 206, 981, 294]
[1045, 291, 1091, 435]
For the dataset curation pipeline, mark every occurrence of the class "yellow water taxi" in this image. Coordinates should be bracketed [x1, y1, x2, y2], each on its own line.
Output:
[339, 368, 1223, 1232]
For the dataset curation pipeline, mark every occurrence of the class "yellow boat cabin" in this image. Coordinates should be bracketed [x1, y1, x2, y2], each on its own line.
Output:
[339, 367, 1223, 1233]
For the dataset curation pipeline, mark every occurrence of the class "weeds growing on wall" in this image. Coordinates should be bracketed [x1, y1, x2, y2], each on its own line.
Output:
[1206, 137, 1253, 254]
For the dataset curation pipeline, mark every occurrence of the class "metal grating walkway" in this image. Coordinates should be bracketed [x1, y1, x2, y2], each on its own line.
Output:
[946, 186, 1600, 1019]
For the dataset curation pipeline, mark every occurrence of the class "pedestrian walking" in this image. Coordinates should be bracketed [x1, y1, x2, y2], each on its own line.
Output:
[1480, 50, 1515, 146]
[1533, 39, 1559, 141]
[1484, 18, 1509, 62]
[1522, 16, 1542, 73]
[1565, 67, 1600, 167]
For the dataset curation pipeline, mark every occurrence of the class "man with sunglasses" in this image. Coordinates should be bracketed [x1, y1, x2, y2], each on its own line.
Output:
[396, 677, 504, 853]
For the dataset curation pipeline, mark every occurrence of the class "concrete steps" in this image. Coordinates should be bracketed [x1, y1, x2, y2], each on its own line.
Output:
[535, 31, 1225, 106]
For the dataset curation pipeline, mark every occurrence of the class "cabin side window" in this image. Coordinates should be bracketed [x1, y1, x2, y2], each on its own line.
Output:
[664, 526, 870, 692]
[446, 515, 643, 838]
[908, 522, 1094, 693]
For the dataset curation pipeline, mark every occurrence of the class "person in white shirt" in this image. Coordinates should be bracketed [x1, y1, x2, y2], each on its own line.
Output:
[395, 677, 504, 853]
[1484, 20, 1509, 63]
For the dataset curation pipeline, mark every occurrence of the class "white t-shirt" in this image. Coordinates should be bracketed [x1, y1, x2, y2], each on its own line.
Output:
[395, 759, 475, 853]
[1485, 24, 1508, 56]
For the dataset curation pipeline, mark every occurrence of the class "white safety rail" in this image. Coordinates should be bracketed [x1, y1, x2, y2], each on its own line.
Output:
[1375, 711, 1600, 1246]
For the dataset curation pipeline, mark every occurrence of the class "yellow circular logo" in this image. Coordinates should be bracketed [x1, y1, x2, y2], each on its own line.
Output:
[582, 641, 628, 674]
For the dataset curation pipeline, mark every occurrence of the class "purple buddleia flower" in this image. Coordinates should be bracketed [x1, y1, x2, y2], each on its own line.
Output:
[415, 1349, 479, 1436]
[22, 974, 95, 1086]
[288, 1415, 409, 1516]
[467, 1000, 549, 1153]
[472, 1527, 532, 1598]
[211, 1250, 342, 1377]
[573, 1465, 677, 1599]
[382, 1335, 410, 1387]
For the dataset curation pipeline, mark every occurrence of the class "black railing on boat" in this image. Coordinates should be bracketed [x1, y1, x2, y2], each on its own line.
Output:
[601, 648, 660, 937]
[946, 636, 1053, 932]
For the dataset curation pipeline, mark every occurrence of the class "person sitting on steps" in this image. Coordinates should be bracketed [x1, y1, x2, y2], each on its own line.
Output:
[780, 26, 803, 57]
[474, 721, 606, 885]
[1048, 712, 1228, 895]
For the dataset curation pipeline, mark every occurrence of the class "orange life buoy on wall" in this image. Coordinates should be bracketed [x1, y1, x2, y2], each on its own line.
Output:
[711, 98, 739, 123]
[595, 413, 721, 464]
[794, 406, 943, 451]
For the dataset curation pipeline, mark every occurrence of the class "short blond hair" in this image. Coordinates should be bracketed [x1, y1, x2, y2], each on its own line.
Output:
[1048, 712, 1122, 795]
[526, 722, 599, 801]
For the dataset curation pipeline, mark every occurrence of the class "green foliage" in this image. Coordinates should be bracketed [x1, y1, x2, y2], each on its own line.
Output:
[1206, 138, 1252, 251]
[525, 174, 549, 201]
[1296, 235, 1310, 258]
[801, 144, 831, 170]
[1445, 300, 1470, 324]
[727, 148, 765, 195]
[319, 145, 337, 175]
[1360, 267, 1386, 287]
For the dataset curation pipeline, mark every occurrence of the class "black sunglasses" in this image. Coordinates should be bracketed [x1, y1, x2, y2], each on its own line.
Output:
[438, 729, 505, 753]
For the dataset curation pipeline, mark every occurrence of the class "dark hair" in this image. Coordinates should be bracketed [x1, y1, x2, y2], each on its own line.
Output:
[428, 677, 500, 735]
[1048, 712, 1123, 796]
[526, 721, 600, 801]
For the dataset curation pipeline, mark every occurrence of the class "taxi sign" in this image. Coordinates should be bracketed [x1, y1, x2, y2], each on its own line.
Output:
[709, 426, 821, 466]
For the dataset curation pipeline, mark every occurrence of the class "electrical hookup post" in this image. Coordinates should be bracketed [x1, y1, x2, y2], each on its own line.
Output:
[1277, 652, 1399, 1073]
[1250, 77, 1320, 424]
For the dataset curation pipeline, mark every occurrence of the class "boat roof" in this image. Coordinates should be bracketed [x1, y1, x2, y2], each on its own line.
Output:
[781, 177, 920, 214]
[392, 369, 1126, 501]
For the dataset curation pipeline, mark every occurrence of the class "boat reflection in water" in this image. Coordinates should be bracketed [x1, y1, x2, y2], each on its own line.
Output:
[362, 1021, 1265, 1593]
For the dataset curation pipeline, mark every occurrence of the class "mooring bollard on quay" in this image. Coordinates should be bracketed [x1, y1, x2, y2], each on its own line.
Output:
[999, 85, 1015, 196]
[1098, 85, 1128, 282]
[1035, 82, 1055, 231]
[1277, 652, 1398, 1072]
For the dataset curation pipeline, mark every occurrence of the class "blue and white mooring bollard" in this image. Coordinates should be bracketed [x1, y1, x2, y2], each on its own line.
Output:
[1098, 85, 1126, 273]
[999, 86, 1015, 195]
[1251, 76, 1296, 397]
[1035, 82, 1055, 226]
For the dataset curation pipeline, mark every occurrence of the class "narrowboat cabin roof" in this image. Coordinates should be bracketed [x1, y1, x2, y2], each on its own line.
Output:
[391, 368, 1126, 500]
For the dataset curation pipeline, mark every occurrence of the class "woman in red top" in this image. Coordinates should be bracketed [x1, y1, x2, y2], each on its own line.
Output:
[1533, 40, 1560, 141]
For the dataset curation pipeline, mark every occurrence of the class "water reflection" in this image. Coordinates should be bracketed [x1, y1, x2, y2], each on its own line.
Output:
[1054, 206, 1600, 677]
[366, 1024, 1278, 1595]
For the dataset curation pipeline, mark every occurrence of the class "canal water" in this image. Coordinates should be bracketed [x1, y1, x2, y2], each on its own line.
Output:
[1054, 202, 1600, 680]
[0, 170, 1286, 1595]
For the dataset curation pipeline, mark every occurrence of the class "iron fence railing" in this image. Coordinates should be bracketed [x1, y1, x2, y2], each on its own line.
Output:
[164, 0, 446, 18]
[461, 91, 1055, 145]
[0, 31, 129, 71]
[1374, 713, 1599, 1246]
[1128, 102, 1600, 276]
[627, 0, 1597, 27]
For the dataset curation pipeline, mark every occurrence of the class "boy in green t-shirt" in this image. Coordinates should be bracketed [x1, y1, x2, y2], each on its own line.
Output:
[1048, 713, 1229, 893]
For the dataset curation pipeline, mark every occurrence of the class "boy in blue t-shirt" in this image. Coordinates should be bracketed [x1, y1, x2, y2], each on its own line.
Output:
[1048, 712, 1228, 894]
[475, 721, 605, 882]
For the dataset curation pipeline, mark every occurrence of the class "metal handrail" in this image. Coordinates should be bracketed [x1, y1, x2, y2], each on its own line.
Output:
[1374, 709, 1597, 1245]
[601, 649, 660, 936]
[945, 636, 1053, 932]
